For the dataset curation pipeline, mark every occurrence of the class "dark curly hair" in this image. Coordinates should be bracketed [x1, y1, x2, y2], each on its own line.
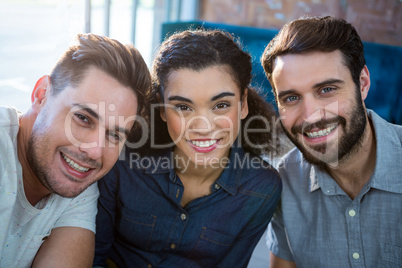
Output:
[133, 29, 280, 157]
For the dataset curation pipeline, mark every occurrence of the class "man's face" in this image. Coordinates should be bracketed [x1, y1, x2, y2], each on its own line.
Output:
[28, 67, 138, 197]
[272, 50, 368, 167]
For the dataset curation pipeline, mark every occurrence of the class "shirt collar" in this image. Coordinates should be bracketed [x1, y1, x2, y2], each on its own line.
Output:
[214, 143, 244, 195]
[366, 109, 402, 194]
[309, 165, 345, 195]
[309, 109, 402, 194]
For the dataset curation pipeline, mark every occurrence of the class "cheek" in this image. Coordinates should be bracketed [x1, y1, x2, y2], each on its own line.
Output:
[214, 111, 241, 134]
[215, 116, 235, 129]
[278, 108, 295, 130]
[165, 113, 184, 139]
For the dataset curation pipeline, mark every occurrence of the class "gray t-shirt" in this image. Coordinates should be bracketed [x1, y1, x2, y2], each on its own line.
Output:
[267, 109, 402, 267]
[0, 106, 99, 267]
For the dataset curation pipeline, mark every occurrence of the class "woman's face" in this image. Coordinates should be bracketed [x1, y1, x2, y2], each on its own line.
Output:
[160, 65, 248, 167]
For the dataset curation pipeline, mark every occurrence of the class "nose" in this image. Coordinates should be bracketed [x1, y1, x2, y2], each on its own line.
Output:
[300, 95, 325, 124]
[187, 112, 215, 135]
[78, 130, 105, 160]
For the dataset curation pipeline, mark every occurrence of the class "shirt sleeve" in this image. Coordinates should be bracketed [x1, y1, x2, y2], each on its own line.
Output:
[217, 171, 282, 268]
[266, 203, 295, 261]
[93, 166, 119, 267]
[53, 183, 99, 233]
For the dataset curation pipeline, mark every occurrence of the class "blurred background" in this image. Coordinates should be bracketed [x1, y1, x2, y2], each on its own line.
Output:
[0, 0, 400, 266]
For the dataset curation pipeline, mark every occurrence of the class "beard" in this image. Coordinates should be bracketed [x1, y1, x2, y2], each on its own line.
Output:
[26, 119, 96, 199]
[282, 90, 367, 168]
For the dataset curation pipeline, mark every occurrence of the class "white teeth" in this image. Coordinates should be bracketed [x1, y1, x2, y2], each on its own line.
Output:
[191, 140, 217, 148]
[62, 153, 89, 173]
[306, 125, 337, 138]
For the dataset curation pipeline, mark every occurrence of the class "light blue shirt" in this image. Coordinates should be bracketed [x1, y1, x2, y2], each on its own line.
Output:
[267, 109, 402, 268]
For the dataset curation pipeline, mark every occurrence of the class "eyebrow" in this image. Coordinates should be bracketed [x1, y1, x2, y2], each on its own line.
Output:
[277, 90, 297, 100]
[71, 103, 99, 120]
[167, 92, 236, 103]
[313, 79, 345, 89]
[167, 96, 193, 103]
[71, 103, 130, 137]
[210, 92, 235, 101]
[277, 79, 345, 100]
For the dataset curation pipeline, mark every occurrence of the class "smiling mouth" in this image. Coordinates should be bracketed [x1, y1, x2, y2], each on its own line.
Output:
[304, 125, 337, 139]
[61, 153, 90, 173]
[190, 139, 218, 148]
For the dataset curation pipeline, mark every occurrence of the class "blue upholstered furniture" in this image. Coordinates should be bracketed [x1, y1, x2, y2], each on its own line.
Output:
[162, 21, 402, 125]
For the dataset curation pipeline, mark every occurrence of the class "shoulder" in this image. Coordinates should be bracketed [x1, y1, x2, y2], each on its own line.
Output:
[52, 184, 99, 214]
[385, 121, 402, 143]
[0, 107, 21, 171]
[233, 152, 282, 199]
[55, 183, 99, 206]
[277, 148, 309, 174]
[52, 184, 99, 232]
[277, 147, 305, 167]
[369, 109, 402, 143]
[0, 106, 20, 126]
[0, 106, 20, 139]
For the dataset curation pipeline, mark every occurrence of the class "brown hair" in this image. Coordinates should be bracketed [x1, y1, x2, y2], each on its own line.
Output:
[49, 33, 151, 119]
[261, 16, 365, 98]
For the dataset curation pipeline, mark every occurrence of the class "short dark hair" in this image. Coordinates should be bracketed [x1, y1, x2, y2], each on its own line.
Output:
[261, 16, 365, 96]
[145, 29, 279, 156]
[49, 33, 151, 117]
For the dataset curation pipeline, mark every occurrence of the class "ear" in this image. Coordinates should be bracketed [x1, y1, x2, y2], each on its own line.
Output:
[31, 75, 50, 106]
[359, 66, 370, 101]
[240, 89, 249, 119]
[160, 107, 167, 122]
[157, 93, 167, 122]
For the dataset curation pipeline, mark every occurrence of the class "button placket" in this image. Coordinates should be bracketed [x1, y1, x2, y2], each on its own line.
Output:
[346, 205, 364, 267]
[181, 213, 187, 221]
[348, 209, 356, 217]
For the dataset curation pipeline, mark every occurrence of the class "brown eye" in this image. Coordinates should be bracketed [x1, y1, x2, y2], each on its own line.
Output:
[175, 104, 191, 111]
[214, 102, 230, 109]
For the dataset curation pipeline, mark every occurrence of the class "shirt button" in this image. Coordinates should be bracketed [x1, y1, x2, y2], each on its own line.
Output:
[214, 183, 221, 190]
[181, 213, 187, 221]
[352, 252, 360, 259]
[170, 243, 176, 249]
[349, 209, 356, 217]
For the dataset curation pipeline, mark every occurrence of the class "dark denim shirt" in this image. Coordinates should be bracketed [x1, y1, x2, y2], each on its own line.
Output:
[94, 144, 282, 268]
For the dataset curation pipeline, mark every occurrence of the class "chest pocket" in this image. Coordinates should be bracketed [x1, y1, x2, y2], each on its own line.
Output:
[188, 227, 235, 265]
[381, 243, 402, 266]
[117, 204, 157, 251]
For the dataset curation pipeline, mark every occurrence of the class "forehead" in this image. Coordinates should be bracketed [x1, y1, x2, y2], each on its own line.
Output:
[164, 65, 240, 99]
[59, 67, 138, 117]
[272, 50, 349, 90]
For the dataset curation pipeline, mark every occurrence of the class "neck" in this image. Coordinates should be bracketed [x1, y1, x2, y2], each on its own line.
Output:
[326, 117, 376, 199]
[17, 112, 51, 206]
[173, 147, 229, 207]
